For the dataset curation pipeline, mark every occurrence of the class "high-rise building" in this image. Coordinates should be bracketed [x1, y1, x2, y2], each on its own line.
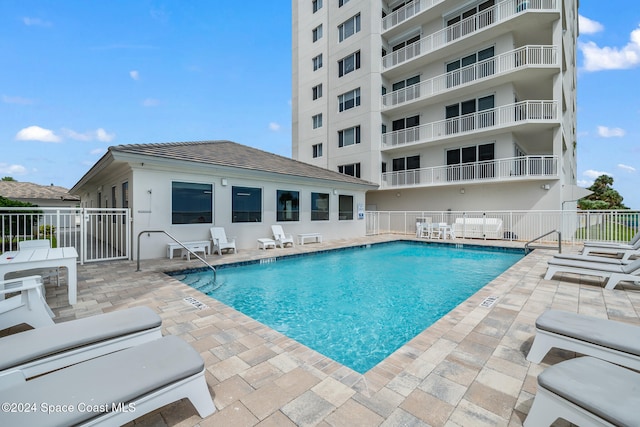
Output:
[292, 0, 579, 211]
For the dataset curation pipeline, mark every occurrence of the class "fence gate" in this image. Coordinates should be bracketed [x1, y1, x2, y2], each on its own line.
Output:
[0, 207, 131, 264]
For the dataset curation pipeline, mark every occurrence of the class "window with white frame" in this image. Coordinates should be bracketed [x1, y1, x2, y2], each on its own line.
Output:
[338, 14, 360, 42]
[312, 143, 323, 158]
[277, 190, 299, 221]
[313, 54, 323, 71]
[312, 0, 322, 13]
[338, 125, 361, 147]
[312, 113, 323, 129]
[171, 181, 213, 224]
[232, 186, 262, 223]
[446, 46, 495, 87]
[338, 88, 360, 112]
[312, 84, 323, 100]
[338, 0, 350, 6]
[338, 195, 354, 220]
[311, 192, 329, 220]
[312, 24, 323, 42]
[338, 163, 361, 178]
[338, 51, 360, 77]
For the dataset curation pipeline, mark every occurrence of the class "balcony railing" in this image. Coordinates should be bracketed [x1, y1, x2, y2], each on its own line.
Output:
[382, 0, 445, 31]
[382, 0, 559, 70]
[382, 100, 558, 149]
[382, 45, 558, 109]
[381, 155, 558, 189]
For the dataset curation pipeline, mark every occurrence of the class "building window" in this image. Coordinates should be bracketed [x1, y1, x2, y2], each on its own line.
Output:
[445, 95, 495, 134]
[172, 182, 212, 224]
[232, 186, 262, 223]
[277, 190, 299, 221]
[392, 34, 420, 53]
[338, 0, 350, 6]
[312, 84, 323, 100]
[338, 163, 361, 178]
[312, 0, 322, 13]
[121, 182, 129, 209]
[338, 88, 360, 112]
[338, 14, 360, 42]
[446, 47, 495, 87]
[446, 143, 495, 181]
[338, 51, 360, 77]
[312, 113, 323, 129]
[312, 24, 323, 42]
[313, 54, 323, 71]
[311, 192, 329, 221]
[446, 0, 495, 41]
[338, 125, 361, 147]
[313, 143, 323, 158]
[392, 155, 420, 171]
[339, 195, 354, 220]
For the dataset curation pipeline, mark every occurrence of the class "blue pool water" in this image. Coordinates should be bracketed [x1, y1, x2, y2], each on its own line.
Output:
[171, 241, 523, 373]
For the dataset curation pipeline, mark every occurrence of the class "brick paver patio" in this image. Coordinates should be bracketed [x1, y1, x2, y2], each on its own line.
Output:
[11, 235, 640, 426]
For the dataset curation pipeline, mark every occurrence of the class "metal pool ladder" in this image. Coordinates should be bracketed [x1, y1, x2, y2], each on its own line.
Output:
[136, 230, 217, 282]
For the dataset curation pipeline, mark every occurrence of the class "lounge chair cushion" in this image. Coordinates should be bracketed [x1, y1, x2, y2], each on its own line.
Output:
[537, 356, 640, 427]
[0, 335, 205, 426]
[536, 310, 640, 357]
[0, 306, 161, 371]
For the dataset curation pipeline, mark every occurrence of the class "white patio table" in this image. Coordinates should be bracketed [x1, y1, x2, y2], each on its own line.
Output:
[0, 247, 79, 305]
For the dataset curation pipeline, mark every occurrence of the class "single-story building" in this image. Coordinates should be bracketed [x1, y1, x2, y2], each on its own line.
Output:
[0, 181, 80, 207]
[70, 140, 378, 259]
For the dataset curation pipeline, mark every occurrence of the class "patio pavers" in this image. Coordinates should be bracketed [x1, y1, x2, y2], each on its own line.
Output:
[15, 235, 640, 426]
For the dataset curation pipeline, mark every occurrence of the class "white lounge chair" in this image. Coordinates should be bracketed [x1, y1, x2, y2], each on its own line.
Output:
[209, 227, 237, 255]
[524, 356, 640, 427]
[0, 306, 162, 380]
[581, 236, 640, 260]
[551, 253, 631, 265]
[271, 225, 294, 248]
[544, 258, 640, 290]
[0, 335, 216, 426]
[583, 230, 640, 248]
[526, 309, 640, 371]
[0, 275, 54, 331]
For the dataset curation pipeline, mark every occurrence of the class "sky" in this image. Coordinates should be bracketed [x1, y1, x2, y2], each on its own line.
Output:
[0, 1, 638, 209]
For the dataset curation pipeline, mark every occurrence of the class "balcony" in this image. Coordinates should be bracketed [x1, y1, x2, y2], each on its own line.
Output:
[382, 0, 560, 71]
[382, 0, 445, 32]
[381, 155, 558, 189]
[382, 46, 558, 110]
[382, 100, 558, 150]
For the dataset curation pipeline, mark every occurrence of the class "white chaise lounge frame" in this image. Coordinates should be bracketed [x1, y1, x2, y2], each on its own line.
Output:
[0, 335, 216, 426]
[526, 310, 640, 371]
[0, 275, 54, 331]
[0, 306, 163, 380]
[544, 258, 640, 290]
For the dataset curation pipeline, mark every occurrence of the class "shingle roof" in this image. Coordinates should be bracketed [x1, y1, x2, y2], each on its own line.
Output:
[111, 140, 377, 187]
[0, 181, 80, 201]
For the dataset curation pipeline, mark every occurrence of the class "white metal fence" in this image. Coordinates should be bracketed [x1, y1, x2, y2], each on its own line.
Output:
[1, 207, 130, 263]
[366, 210, 640, 244]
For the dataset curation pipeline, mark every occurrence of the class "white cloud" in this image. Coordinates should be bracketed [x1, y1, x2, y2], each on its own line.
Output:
[90, 148, 106, 155]
[142, 98, 160, 107]
[2, 95, 34, 105]
[22, 17, 52, 27]
[15, 125, 61, 142]
[618, 164, 637, 173]
[597, 125, 625, 138]
[580, 25, 640, 71]
[0, 163, 28, 176]
[578, 15, 604, 35]
[61, 128, 115, 142]
[268, 122, 281, 131]
[577, 179, 592, 188]
[583, 169, 611, 180]
[129, 70, 140, 80]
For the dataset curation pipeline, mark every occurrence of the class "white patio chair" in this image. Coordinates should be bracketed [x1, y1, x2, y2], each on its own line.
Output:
[271, 225, 294, 248]
[0, 275, 54, 331]
[209, 227, 237, 255]
[544, 258, 640, 290]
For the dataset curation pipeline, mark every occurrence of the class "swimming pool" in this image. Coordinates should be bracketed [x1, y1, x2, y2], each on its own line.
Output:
[171, 241, 524, 373]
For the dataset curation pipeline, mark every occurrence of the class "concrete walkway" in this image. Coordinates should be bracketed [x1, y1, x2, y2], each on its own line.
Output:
[13, 236, 640, 426]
